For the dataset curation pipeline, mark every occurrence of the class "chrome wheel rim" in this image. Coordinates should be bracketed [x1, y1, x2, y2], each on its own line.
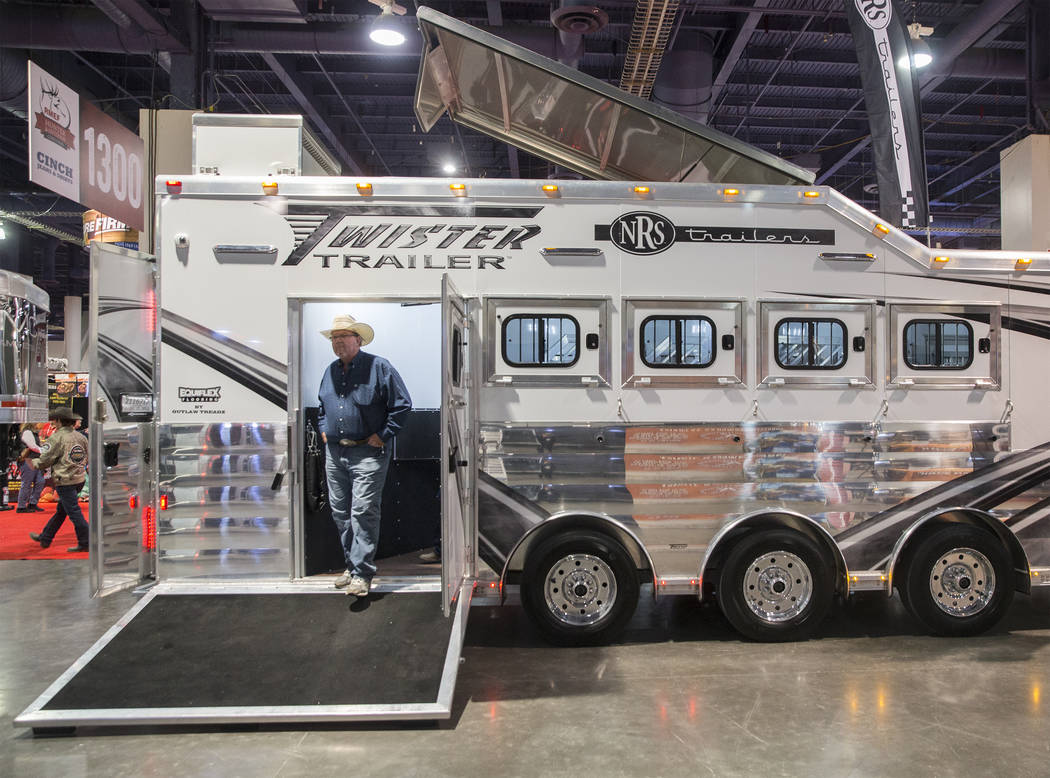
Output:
[929, 547, 995, 617]
[543, 553, 617, 626]
[741, 550, 813, 623]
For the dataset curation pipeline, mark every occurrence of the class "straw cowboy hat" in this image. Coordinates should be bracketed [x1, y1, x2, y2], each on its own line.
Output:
[321, 314, 375, 346]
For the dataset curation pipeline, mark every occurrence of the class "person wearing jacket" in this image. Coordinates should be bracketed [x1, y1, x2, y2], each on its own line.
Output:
[29, 407, 90, 553]
[16, 422, 46, 512]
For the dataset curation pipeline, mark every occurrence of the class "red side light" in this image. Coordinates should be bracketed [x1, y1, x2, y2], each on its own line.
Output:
[129, 495, 138, 510]
[143, 506, 156, 550]
[159, 494, 169, 510]
[165, 179, 182, 194]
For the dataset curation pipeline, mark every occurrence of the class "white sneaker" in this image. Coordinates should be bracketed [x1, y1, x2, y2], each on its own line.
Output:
[346, 575, 371, 597]
[333, 570, 353, 589]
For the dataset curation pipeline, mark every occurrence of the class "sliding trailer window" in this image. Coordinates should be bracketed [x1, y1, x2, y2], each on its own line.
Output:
[889, 303, 1000, 389]
[622, 299, 744, 388]
[485, 297, 610, 386]
[758, 299, 875, 388]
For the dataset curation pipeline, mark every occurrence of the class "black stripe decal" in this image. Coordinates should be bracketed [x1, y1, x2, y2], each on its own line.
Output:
[161, 330, 288, 410]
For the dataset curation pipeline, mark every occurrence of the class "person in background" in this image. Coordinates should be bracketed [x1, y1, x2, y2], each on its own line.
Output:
[16, 422, 46, 513]
[29, 408, 90, 553]
[318, 314, 412, 598]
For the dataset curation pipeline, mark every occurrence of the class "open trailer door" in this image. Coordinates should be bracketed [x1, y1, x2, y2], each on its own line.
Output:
[441, 275, 477, 614]
[86, 242, 157, 597]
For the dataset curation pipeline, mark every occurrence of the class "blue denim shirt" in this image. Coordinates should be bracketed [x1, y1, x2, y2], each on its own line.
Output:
[317, 351, 412, 443]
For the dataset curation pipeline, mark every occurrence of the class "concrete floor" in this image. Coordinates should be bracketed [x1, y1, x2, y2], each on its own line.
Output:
[3, 560, 1049, 778]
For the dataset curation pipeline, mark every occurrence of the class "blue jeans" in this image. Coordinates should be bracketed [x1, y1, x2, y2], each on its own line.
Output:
[39, 483, 89, 547]
[325, 443, 391, 580]
[18, 460, 45, 508]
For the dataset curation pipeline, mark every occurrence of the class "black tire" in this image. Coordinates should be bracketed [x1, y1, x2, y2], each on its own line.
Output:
[520, 530, 640, 646]
[718, 529, 833, 642]
[900, 524, 1014, 637]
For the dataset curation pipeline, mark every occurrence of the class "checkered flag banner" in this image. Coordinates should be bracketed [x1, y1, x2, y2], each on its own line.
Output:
[846, 0, 930, 230]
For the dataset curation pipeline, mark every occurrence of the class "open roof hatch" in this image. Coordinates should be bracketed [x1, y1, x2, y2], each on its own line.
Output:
[414, 7, 815, 185]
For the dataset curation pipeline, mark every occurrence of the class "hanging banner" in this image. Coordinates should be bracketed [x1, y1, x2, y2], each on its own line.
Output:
[28, 63, 80, 202]
[845, 0, 929, 230]
[27, 63, 146, 231]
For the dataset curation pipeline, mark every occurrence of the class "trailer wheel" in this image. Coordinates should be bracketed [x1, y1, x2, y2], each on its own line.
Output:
[521, 530, 639, 646]
[900, 525, 1013, 636]
[718, 530, 833, 642]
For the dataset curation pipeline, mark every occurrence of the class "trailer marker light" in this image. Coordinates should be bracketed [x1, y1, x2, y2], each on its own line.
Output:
[356, 182, 373, 195]
[143, 507, 156, 551]
[129, 496, 137, 510]
[160, 494, 170, 510]
[262, 180, 279, 195]
[721, 188, 740, 197]
[165, 179, 182, 194]
[1016, 257, 1033, 269]
[633, 185, 651, 196]
[803, 190, 821, 198]
[450, 183, 467, 196]
[872, 223, 890, 237]
[541, 184, 560, 197]
[932, 255, 950, 265]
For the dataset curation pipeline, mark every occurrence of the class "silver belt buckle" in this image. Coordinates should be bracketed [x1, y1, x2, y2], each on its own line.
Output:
[338, 438, 356, 447]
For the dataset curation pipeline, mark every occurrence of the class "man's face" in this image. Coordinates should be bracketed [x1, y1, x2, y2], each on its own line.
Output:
[331, 330, 362, 362]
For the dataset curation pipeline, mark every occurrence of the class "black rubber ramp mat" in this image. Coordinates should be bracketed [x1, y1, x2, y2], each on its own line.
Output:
[42, 592, 454, 710]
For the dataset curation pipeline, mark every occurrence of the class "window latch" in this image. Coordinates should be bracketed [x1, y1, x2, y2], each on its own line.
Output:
[634, 377, 651, 386]
[848, 378, 868, 387]
[494, 376, 513, 385]
[896, 378, 915, 387]
[581, 376, 600, 386]
[766, 378, 786, 387]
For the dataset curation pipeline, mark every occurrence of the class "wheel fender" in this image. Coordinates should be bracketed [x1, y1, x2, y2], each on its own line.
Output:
[698, 510, 848, 600]
[888, 508, 1032, 595]
[500, 512, 657, 602]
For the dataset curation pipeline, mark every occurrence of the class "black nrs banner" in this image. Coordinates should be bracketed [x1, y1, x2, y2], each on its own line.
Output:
[846, 0, 929, 230]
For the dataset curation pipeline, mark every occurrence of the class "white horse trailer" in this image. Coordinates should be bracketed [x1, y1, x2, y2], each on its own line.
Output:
[17, 10, 1050, 732]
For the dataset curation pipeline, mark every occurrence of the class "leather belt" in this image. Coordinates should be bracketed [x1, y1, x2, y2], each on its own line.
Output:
[338, 438, 371, 447]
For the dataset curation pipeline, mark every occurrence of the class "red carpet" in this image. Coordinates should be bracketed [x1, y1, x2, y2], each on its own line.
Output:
[0, 502, 91, 560]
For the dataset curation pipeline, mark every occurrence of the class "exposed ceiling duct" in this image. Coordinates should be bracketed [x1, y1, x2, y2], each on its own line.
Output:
[619, 0, 680, 99]
[0, 48, 29, 119]
[652, 30, 714, 124]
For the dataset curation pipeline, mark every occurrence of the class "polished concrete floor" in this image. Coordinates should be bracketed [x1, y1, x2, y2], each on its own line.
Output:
[3, 560, 1049, 777]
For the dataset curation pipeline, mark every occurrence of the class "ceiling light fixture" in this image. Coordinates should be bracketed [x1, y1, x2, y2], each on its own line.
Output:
[369, 0, 408, 46]
[442, 163, 457, 174]
[898, 22, 934, 70]
[0, 221, 6, 240]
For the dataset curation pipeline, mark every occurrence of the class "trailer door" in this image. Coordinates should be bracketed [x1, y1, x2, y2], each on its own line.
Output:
[441, 275, 476, 614]
[87, 242, 157, 597]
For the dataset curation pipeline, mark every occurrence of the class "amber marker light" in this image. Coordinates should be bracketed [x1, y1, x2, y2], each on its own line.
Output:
[803, 190, 821, 198]
[450, 183, 467, 196]
[872, 223, 890, 237]
[932, 255, 950, 265]
[1016, 257, 1033, 269]
[356, 182, 373, 195]
[541, 184, 560, 197]
[633, 185, 651, 197]
[165, 179, 182, 194]
[262, 180, 279, 195]
[722, 187, 740, 197]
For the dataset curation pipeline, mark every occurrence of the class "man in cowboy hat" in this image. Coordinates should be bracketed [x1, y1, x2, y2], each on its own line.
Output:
[29, 407, 90, 553]
[318, 314, 412, 597]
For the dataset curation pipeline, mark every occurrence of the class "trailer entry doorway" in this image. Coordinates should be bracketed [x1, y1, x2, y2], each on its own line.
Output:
[17, 281, 476, 731]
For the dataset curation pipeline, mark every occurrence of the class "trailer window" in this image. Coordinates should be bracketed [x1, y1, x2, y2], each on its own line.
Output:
[641, 315, 716, 368]
[904, 320, 974, 369]
[502, 314, 580, 367]
[775, 318, 846, 369]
